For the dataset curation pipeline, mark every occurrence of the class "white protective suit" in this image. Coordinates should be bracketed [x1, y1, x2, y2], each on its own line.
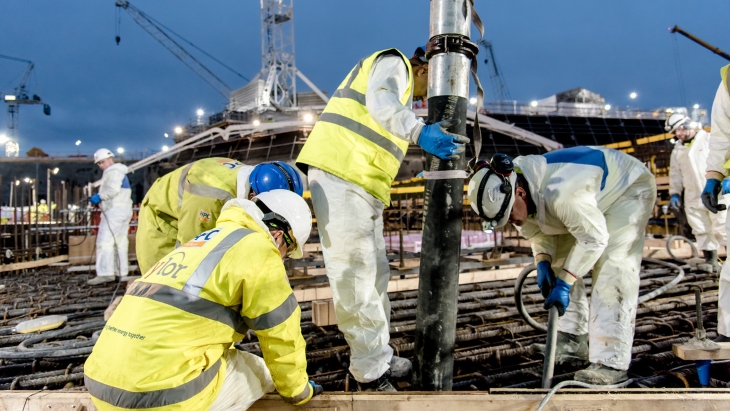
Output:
[669, 129, 727, 250]
[515, 147, 656, 370]
[707, 80, 730, 338]
[307, 54, 423, 382]
[95, 163, 133, 277]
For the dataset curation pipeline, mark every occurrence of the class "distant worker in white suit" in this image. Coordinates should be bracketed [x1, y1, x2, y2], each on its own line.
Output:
[667, 113, 726, 271]
[701, 64, 730, 343]
[88, 148, 133, 285]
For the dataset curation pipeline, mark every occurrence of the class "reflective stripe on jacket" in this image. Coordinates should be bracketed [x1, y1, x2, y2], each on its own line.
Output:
[296, 49, 413, 205]
[84, 202, 310, 410]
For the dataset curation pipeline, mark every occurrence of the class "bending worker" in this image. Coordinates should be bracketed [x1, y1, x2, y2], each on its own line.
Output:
[84, 190, 322, 410]
[667, 113, 726, 271]
[296, 46, 469, 391]
[701, 64, 730, 343]
[88, 148, 133, 286]
[137, 157, 303, 273]
[468, 146, 656, 385]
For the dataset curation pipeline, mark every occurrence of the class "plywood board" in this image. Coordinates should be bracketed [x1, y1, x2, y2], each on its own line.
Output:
[673, 341, 730, 360]
[0, 255, 68, 273]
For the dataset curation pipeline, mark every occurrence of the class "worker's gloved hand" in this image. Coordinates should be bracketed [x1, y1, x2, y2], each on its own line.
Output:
[418, 119, 470, 161]
[701, 179, 727, 214]
[309, 380, 323, 397]
[544, 278, 571, 316]
[89, 194, 102, 205]
[722, 179, 730, 195]
[669, 194, 681, 209]
[536, 260, 556, 299]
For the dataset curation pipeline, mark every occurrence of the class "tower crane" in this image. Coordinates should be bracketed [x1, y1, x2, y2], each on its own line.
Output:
[115, 0, 248, 98]
[0, 54, 51, 157]
[478, 40, 511, 104]
[669, 26, 730, 62]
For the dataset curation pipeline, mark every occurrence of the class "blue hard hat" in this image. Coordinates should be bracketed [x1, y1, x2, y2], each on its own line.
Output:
[249, 161, 304, 196]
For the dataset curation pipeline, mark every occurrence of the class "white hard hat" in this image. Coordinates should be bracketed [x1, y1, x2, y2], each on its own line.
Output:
[93, 148, 114, 164]
[467, 157, 518, 229]
[253, 189, 312, 259]
[665, 113, 690, 133]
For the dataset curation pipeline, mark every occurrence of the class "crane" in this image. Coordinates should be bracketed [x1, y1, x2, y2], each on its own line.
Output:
[115, 0, 248, 98]
[669, 25, 730, 62]
[0, 54, 51, 157]
[478, 40, 511, 104]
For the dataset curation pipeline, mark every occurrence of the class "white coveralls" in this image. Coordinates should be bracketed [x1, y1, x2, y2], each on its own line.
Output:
[515, 147, 656, 370]
[706, 81, 730, 338]
[308, 55, 424, 382]
[95, 163, 133, 277]
[669, 130, 727, 251]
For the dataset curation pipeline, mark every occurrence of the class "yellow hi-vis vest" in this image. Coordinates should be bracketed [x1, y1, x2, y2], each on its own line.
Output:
[296, 49, 413, 205]
[84, 207, 311, 410]
[722, 64, 730, 96]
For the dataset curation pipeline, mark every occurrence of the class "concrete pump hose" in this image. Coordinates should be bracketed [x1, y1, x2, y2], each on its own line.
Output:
[665, 235, 699, 262]
[515, 258, 685, 333]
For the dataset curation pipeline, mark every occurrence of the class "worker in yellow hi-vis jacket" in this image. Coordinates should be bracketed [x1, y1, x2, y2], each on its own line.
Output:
[136, 157, 303, 273]
[84, 190, 321, 411]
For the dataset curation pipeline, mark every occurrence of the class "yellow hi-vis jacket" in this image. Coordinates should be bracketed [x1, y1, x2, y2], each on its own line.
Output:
[84, 201, 311, 410]
[136, 157, 250, 273]
[296, 49, 413, 205]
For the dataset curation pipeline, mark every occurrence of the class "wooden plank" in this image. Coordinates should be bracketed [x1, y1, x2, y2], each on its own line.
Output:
[0, 255, 68, 273]
[2, 390, 730, 411]
[673, 341, 730, 360]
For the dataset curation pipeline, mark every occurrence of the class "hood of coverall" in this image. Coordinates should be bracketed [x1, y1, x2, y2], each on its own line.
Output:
[218, 198, 278, 244]
[103, 162, 129, 176]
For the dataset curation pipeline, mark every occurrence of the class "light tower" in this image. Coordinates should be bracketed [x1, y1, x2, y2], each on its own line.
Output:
[260, 0, 297, 110]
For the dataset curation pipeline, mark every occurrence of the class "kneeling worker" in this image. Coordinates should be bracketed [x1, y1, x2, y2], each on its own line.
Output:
[468, 147, 656, 385]
[137, 157, 304, 273]
[85, 190, 322, 410]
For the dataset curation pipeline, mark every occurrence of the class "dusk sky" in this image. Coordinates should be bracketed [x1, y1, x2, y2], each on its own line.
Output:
[1, 0, 728, 157]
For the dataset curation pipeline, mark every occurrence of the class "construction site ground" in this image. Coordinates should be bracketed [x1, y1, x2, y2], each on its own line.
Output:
[0, 240, 726, 410]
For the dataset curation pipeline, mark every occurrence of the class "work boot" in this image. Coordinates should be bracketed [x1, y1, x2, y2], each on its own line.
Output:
[87, 276, 115, 286]
[389, 356, 412, 378]
[531, 332, 589, 365]
[703, 250, 721, 273]
[574, 363, 628, 385]
[357, 373, 397, 392]
[714, 334, 730, 343]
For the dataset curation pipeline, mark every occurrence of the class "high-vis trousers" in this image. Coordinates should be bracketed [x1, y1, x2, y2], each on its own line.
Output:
[309, 168, 393, 383]
[550, 176, 656, 370]
[95, 206, 132, 277]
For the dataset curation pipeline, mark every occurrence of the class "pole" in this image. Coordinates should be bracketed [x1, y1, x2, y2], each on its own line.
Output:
[414, 0, 474, 390]
[542, 306, 560, 388]
[670, 26, 730, 62]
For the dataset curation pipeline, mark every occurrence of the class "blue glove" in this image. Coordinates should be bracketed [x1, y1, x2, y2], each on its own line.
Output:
[536, 260, 556, 299]
[723, 179, 730, 195]
[309, 380, 323, 397]
[418, 119, 470, 160]
[89, 193, 101, 205]
[701, 179, 727, 214]
[669, 194, 681, 210]
[544, 277, 571, 316]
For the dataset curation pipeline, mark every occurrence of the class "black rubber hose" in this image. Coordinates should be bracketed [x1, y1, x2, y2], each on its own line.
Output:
[0, 321, 104, 359]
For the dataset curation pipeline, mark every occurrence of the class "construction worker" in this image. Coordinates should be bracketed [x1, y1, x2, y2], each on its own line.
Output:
[88, 148, 133, 285]
[667, 113, 726, 271]
[296, 46, 469, 391]
[84, 190, 322, 410]
[701, 64, 730, 343]
[468, 147, 656, 384]
[136, 157, 303, 273]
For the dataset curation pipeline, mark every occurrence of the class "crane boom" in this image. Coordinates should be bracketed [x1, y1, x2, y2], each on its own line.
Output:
[669, 25, 730, 62]
[0, 55, 34, 93]
[478, 40, 511, 103]
[115, 0, 232, 98]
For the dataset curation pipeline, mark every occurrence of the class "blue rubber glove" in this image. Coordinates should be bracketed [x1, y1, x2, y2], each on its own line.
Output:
[89, 193, 102, 205]
[309, 380, 323, 397]
[723, 179, 730, 195]
[701, 179, 727, 214]
[669, 194, 681, 210]
[417, 119, 470, 160]
[536, 260, 556, 299]
[544, 278, 571, 316]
